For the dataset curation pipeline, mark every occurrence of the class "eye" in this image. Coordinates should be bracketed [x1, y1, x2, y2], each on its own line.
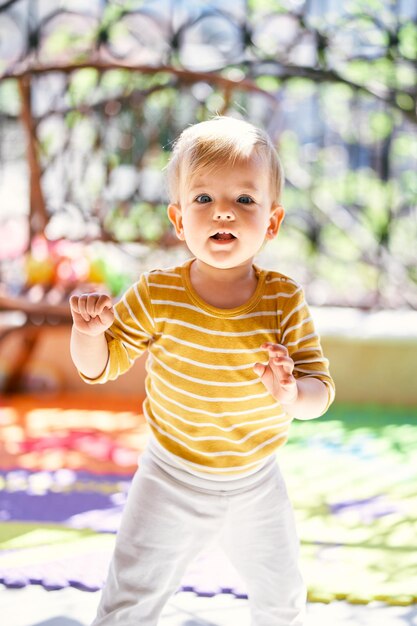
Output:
[195, 194, 212, 203]
[237, 195, 254, 204]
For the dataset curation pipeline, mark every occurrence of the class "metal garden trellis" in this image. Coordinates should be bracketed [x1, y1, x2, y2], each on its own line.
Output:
[0, 0, 416, 309]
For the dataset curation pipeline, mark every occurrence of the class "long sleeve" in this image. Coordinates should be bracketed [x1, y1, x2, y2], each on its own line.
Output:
[79, 273, 155, 384]
[280, 283, 335, 411]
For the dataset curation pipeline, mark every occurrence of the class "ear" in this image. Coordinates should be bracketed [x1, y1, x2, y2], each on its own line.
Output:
[167, 203, 185, 241]
[265, 203, 285, 240]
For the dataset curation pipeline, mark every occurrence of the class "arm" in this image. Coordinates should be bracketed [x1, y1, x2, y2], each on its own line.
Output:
[254, 342, 329, 420]
[69, 293, 114, 380]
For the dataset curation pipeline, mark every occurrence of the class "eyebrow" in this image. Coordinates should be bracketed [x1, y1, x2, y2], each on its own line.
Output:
[189, 180, 260, 192]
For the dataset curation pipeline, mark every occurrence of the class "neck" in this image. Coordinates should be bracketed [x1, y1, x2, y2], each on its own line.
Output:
[191, 259, 256, 284]
[188, 258, 259, 309]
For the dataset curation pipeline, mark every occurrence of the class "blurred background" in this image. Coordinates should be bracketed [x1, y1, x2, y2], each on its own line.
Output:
[0, 1, 416, 624]
[0, 0, 417, 398]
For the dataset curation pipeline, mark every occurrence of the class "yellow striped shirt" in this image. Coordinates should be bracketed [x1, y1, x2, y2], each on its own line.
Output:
[80, 258, 335, 477]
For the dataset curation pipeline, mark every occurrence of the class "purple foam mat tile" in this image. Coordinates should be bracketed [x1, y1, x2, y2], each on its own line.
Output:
[1, 572, 30, 588]
[200, 584, 226, 597]
[0, 468, 130, 529]
[42, 576, 70, 591]
[193, 589, 218, 597]
[0, 540, 249, 597]
[70, 580, 103, 593]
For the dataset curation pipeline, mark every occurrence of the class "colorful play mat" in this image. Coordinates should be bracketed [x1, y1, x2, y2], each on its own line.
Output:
[0, 394, 416, 605]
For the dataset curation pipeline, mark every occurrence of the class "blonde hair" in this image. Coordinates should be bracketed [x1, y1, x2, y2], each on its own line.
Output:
[166, 116, 284, 204]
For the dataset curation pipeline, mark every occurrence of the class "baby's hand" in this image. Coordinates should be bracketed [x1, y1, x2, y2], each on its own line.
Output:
[253, 342, 298, 405]
[69, 293, 115, 336]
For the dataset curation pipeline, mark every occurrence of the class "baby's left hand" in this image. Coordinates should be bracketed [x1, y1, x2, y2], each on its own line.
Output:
[254, 342, 298, 405]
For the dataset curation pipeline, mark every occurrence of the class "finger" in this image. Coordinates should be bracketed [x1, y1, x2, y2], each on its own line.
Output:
[261, 343, 288, 357]
[86, 294, 109, 317]
[96, 294, 113, 313]
[69, 295, 81, 313]
[271, 355, 294, 375]
[253, 363, 266, 377]
[77, 295, 91, 321]
[281, 375, 296, 387]
[99, 306, 115, 326]
[85, 294, 99, 317]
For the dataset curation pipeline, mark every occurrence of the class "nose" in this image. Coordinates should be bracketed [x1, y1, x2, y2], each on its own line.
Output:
[214, 203, 235, 221]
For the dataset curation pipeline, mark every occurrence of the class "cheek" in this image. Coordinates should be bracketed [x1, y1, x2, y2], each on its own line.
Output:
[183, 211, 205, 232]
[247, 211, 269, 231]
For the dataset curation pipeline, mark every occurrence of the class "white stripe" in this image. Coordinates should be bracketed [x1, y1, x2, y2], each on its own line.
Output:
[294, 357, 328, 366]
[292, 346, 321, 355]
[151, 301, 280, 321]
[133, 282, 154, 328]
[151, 352, 260, 387]
[228, 311, 280, 320]
[108, 321, 150, 355]
[281, 300, 306, 327]
[152, 343, 255, 371]
[121, 293, 146, 330]
[323, 380, 336, 401]
[152, 382, 281, 417]
[285, 332, 319, 348]
[262, 293, 294, 299]
[122, 345, 135, 363]
[143, 407, 288, 457]
[148, 283, 185, 291]
[148, 270, 181, 277]
[155, 318, 277, 337]
[113, 307, 152, 339]
[162, 334, 271, 354]
[144, 404, 288, 457]
[149, 367, 270, 402]
[282, 317, 313, 342]
[123, 341, 144, 356]
[152, 300, 212, 315]
[151, 395, 286, 431]
[150, 406, 291, 444]
[267, 278, 300, 288]
[294, 368, 330, 376]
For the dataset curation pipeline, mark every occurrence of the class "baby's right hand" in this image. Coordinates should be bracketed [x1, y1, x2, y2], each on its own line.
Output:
[69, 293, 115, 336]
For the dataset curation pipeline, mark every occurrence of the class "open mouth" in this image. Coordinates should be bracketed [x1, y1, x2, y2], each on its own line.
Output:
[210, 232, 237, 241]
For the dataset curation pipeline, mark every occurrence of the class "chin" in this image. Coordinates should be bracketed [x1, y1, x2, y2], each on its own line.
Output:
[206, 255, 253, 270]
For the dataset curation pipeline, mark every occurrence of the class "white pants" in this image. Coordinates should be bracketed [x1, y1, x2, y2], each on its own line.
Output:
[91, 452, 306, 626]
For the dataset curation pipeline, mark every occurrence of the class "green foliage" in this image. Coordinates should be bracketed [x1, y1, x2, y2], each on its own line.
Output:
[398, 22, 417, 60]
[369, 111, 393, 141]
[92, 257, 132, 296]
[247, 0, 286, 15]
[255, 76, 281, 92]
[0, 79, 20, 116]
[100, 69, 133, 93]
[42, 26, 94, 62]
[65, 110, 84, 129]
[347, 0, 385, 11]
[104, 202, 170, 243]
[68, 69, 99, 106]
[395, 92, 414, 111]
[393, 133, 417, 158]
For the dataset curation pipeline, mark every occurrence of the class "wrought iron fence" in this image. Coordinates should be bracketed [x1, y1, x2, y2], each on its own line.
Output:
[0, 0, 416, 308]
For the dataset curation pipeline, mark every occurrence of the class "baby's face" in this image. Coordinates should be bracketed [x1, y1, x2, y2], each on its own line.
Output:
[168, 154, 284, 270]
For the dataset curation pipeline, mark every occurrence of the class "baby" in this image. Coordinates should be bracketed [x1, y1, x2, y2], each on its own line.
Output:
[70, 116, 335, 626]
